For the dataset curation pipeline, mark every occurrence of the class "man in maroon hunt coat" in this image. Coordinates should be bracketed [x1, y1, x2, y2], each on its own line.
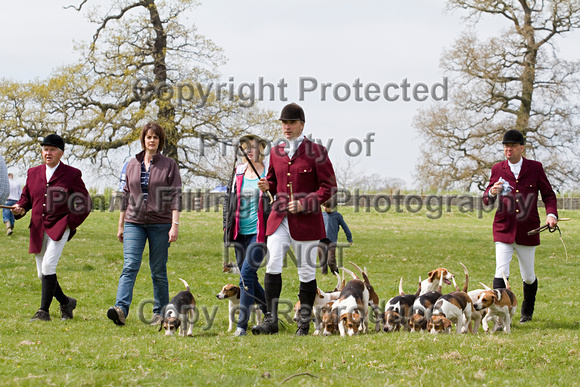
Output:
[12, 134, 91, 321]
[483, 129, 558, 323]
[252, 103, 337, 336]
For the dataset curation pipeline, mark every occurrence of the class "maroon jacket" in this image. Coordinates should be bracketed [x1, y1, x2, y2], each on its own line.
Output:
[16, 163, 91, 254]
[483, 158, 558, 246]
[265, 138, 336, 241]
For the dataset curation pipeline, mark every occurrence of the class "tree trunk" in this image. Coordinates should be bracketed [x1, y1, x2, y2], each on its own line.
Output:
[516, 0, 536, 139]
[145, 0, 178, 160]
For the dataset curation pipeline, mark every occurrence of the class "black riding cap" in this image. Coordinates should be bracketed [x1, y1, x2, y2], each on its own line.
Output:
[279, 103, 305, 123]
[40, 134, 65, 151]
[502, 129, 525, 145]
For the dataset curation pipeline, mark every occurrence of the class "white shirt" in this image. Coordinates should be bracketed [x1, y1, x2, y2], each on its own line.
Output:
[46, 162, 60, 182]
[488, 158, 522, 198]
[8, 179, 22, 200]
[284, 134, 305, 159]
[508, 158, 523, 179]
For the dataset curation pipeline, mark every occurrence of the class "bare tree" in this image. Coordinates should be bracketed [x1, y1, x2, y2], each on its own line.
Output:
[0, 0, 277, 185]
[415, 0, 580, 192]
[334, 158, 362, 191]
[355, 174, 405, 193]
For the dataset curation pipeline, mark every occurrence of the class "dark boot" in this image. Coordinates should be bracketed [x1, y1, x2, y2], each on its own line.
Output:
[296, 280, 317, 336]
[264, 273, 282, 318]
[53, 281, 69, 305]
[296, 312, 311, 336]
[60, 297, 77, 320]
[493, 277, 508, 289]
[31, 309, 51, 321]
[251, 273, 281, 335]
[520, 278, 538, 323]
[327, 244, 339, 275]
[251, 312, 278, 335]
[40, 274, 58, 312]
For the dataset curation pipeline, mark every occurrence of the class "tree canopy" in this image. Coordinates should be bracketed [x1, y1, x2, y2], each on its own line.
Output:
[415, 0, 580, 192]
[0, 0, 276, 185]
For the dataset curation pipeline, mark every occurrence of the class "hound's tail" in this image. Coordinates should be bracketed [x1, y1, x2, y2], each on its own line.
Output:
[178, 278, 190, 292]
[349, 261, 370, 286]
[415, 276, 422, 296]
[340, 267, 358, 280]
[502, 272, 511, 290]
[479, 282, 492, 291]
[459, 262, 469, 293]
[398, 277, 405, 296]
[334, 271, 342, 291]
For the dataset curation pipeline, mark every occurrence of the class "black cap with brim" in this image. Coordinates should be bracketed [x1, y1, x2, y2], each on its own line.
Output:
[279, 103, 305, 122]
[502, 129, 525, 145]
[40, 134, 65, 151]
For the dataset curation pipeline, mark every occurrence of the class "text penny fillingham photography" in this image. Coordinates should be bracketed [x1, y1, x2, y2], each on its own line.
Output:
[1, 1, 580, 386]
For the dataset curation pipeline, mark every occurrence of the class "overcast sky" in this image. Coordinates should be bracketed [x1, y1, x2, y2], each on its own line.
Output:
[3, 1, 580, 189]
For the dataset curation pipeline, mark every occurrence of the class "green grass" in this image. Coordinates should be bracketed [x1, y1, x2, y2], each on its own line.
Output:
[1, 206, 579, 386]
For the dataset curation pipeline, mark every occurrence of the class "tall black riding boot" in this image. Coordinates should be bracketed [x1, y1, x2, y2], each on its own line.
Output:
[251, 273, 281, 335]
[520, 278, 538, 323]
[296, 280, 317, 336]
[40, 274, 58, 312]
[493, 277, 508, 289]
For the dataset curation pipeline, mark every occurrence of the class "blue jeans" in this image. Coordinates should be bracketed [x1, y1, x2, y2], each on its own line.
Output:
[3, 199, 16, 227]
[235, 234, 267, 330]
[115, 222, 171, 317]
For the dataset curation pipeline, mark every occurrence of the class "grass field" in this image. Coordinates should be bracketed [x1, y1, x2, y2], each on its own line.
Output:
[1, 205, 579, 386]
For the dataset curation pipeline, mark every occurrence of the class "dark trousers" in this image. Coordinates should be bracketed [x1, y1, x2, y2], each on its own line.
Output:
[318, 238, 338, 274]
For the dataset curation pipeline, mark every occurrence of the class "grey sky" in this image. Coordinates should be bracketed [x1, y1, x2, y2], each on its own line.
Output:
[3, 1, 580, 189]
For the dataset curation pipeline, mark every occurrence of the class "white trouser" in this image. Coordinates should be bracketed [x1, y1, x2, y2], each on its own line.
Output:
[495, 241, 536, 284]
[35, 229, 70, 278]
[266, 217, 318, 282]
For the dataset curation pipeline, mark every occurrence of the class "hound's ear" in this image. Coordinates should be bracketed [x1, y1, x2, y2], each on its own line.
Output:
[332, 312, 339, 324]
[174, 319, 181, 328]
[444, 319, 452, 328]
[158, 321, 165, 331]
[427, 270, 436, 280]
